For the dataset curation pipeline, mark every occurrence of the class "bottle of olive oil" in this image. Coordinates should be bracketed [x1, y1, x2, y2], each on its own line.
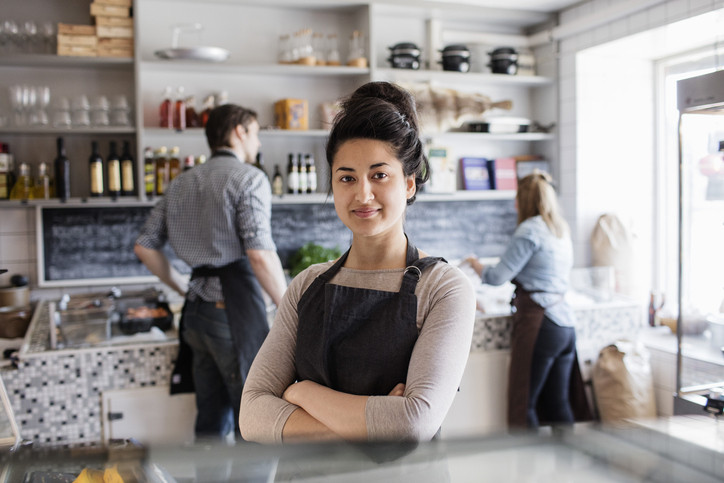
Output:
[155, 146, 169, 196]
[89, 141, 104, 197]
[34, 162, 53, 199]
[9, 162, 34, 200]
[143, 147, 155, 198]
[107, 141, 121, 200]
[120, 140, 135, 196]
[169, 146, 181, 181]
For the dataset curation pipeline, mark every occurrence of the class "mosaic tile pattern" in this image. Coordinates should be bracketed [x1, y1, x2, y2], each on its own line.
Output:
[0, 300, 643, 447]
[471, 301, 644, 353]
[1, 343, 177, 447]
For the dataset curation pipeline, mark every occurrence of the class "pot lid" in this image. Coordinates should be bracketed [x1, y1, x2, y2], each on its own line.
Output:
[389, 42, 420, 51]
[441, 44, 469, 52]
[489, 46, 518, 55]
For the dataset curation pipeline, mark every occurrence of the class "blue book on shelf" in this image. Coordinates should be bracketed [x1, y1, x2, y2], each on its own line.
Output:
[460, 157, 493, 190]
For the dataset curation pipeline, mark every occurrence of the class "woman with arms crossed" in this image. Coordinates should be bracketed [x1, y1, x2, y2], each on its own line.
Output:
[239, 82, 476, 442]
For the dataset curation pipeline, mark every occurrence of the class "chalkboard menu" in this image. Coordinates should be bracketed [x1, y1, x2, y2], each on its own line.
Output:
[271, 198, 516, 264]
[39, 205, 189, 286]
[39, 198, 516, 285]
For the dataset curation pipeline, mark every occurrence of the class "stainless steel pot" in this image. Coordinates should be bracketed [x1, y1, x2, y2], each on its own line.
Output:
[0, 285, 29, 308]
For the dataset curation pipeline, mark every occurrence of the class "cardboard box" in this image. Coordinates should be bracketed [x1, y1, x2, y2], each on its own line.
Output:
[97, 45, 133, 58]
[58, 44, 97, 57]
[90, 3, 131, 17]
[57, 34, 98, 47]
[426, 147, 456, 193]
[460, 157, 492, 190]
[97, 25, 133, 38]
[95, 0, 132, 6]
[489, 157, 518, 190]
[275, 99, 308, 130]
[57, 23, 96, 36]
[98, 37, 133, 48]
[95, 16, 134, 27]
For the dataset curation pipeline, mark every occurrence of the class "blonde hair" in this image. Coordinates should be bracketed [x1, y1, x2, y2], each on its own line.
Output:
[516, 170, 569, 238]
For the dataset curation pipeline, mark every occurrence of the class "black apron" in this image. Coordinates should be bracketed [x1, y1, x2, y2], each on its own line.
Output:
[295, 240, 444, 397]
[507, 281, 593, 428]
[170, 257, 269, 394]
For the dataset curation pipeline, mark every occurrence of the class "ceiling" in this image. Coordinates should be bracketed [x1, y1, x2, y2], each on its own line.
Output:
[425, 0, 582, 13]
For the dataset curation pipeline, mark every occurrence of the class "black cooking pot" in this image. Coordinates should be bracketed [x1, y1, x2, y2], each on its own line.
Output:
[439, 44, 470, 72]
[388, 42, 421, 70]
[488, 47, 518, 75]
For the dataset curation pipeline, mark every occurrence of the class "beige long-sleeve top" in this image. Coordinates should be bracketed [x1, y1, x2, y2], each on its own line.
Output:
[239, 259, 476, 443]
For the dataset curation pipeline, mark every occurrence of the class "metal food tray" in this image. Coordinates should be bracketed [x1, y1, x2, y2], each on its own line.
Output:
[154, 46, 230, 62]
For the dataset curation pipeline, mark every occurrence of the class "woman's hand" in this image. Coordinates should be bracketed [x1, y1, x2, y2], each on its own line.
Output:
[464, 256, 485, 277]
[388, 383, 405, 397]
[282, 380, 309, 406]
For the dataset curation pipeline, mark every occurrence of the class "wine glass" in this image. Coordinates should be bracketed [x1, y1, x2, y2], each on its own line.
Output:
[41, 21, 56, 54]
[21, 20, 38, 54]
[36, 86, 50, 126]
[2, 20, 19, 53]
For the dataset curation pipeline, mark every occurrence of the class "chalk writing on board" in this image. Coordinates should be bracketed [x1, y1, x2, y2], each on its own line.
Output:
[41, 198, 515, 283]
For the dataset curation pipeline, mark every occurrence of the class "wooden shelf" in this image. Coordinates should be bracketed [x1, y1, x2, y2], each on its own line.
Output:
[373, 67, 553, 87]
[0, 53, 134, 69]
[143, 127, 330, 138]
[0, 127, 136, 135]
[140, 61, 370, 77]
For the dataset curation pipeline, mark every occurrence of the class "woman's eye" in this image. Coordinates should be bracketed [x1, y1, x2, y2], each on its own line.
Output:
[372, 172, 388, 180]
[339, 175, 354, 183]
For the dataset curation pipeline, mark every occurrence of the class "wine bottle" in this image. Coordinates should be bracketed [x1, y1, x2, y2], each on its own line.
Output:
[159, 86, 172, 128]
[155, 146, 169, 196]
[305, 153, 317, 194]
[183, 155, 195, 171]
[120, 140, 135, 196]
[143, 147, 155, 198]
[169, 146, 181, 181]
[54, 137, 71, 202]
[297, 153, 307, 194]
[287, 153, 298, 194]
[254, 152, 267, 177]
[107, 141, 121, 200]
[89, 141, 104, 197]
[272, 165, 283, 196]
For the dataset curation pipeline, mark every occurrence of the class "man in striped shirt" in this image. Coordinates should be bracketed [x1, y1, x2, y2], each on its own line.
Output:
[135, 104, 287, 441]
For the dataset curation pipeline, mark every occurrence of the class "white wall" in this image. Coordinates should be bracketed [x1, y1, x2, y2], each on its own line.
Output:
[554, 0, 724, 300]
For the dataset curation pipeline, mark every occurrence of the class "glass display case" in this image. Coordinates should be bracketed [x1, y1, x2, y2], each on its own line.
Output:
[674, 69, 724, 415]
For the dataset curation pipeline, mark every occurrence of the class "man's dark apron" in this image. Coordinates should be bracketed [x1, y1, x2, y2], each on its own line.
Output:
[507, 282, 592, 428]
[295, 240, 443, 397]
[170, 257, 268, 394]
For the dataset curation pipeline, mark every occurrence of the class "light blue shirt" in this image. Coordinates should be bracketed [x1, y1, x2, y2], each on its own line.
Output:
[482, 215, 575, 327]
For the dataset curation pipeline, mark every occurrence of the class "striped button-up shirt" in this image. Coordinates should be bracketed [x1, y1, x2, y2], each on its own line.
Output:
[136, 150, 276, 301]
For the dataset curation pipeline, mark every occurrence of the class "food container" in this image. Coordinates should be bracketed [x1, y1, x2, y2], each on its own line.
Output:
[439, 44, 470, 72]
[0, 285, 29, 308]
[274, 98, 308, 130]
[707, 314, 724, 350]
[388, 42, 421, 70]
[488, 47, 519, 75]
[466, 117, 531, 134]
[118, 301, 173, 335]
[0, 305, 32, 339]
[57, 306, 112, 347]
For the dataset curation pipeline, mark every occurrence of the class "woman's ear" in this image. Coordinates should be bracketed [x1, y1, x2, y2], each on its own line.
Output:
[406, 175, 416, 200]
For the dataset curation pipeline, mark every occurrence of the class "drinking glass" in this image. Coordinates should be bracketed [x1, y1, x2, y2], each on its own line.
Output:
[2, 20, 19, 53]
[52, 96, 71, 128]
[21, 20, 38, 54]
[41, 22, 56, 54]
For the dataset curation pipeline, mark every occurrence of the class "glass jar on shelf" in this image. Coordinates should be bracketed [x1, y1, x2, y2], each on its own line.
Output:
[347, 30, 367, 68]
[326, 33, 340, 66]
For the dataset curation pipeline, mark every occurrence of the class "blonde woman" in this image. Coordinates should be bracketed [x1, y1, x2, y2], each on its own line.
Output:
[466, 171, 589, 429]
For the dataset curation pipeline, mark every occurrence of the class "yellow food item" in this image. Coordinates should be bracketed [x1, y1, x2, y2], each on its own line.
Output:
[104, 465, 124, 483]
[73, 468, 105, 483]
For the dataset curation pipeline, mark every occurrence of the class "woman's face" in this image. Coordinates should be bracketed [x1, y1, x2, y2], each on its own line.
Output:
[331, 139, 416, 240]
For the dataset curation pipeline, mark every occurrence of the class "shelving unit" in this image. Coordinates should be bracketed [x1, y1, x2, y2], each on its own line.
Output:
[1, 0, 558, 205]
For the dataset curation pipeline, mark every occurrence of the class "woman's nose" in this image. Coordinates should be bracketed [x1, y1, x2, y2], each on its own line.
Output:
[355, 178, 374, 202]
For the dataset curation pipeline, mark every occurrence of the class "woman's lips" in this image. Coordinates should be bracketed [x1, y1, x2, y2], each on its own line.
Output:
[352, 207, 379, 218]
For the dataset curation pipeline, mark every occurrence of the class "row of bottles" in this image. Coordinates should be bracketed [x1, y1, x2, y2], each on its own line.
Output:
[0, 139, 136, 201]
[277, 153, 317, 196]
[88, 140, 136, 199]
[159, 87, 227, 131]
[143, 146, 206, 197]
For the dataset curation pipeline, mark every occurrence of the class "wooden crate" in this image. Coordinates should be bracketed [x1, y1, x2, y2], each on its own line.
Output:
[58, 44, 97, 57]
[96, 16, 134, 27]
[57, 23, 96, 36]
[90, 2, 131, 18]
[57, 34, 98, 47]
[97, 25, 134, 39]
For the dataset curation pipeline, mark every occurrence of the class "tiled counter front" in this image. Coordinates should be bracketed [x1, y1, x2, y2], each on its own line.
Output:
[471, 298, 645, 353]
[1, 301, 179, 447]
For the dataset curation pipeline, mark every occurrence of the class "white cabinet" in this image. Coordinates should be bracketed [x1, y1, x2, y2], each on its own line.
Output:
[101, 386, 196, 445]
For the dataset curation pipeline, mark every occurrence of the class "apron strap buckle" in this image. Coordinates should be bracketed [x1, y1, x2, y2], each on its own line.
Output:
[403, 265, 422, 280]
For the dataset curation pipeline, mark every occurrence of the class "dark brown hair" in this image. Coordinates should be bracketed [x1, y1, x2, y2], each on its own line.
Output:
[325, 82, 429, 205]
[205, 104, 258, 151]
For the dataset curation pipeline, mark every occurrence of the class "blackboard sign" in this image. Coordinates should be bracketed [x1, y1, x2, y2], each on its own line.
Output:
[271, 198, 516, 265]
[38, 205, 189, 287]
[39, 198, 516, 285]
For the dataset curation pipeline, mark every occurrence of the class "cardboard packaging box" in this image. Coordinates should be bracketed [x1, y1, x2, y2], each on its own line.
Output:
[460, 157, 492, 190]
[489, 157, 518, 190]
[90, 2, 131, 18]
[275, 99, 308, 130]
[426, 146, 456, 193]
